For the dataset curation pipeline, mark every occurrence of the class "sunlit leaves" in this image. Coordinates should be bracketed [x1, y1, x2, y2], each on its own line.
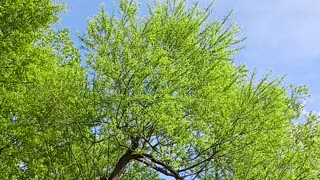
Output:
[1, 0, 319, 179]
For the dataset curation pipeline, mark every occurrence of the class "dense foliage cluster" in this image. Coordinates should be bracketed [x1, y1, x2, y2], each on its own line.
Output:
[0, 0, 319, 179]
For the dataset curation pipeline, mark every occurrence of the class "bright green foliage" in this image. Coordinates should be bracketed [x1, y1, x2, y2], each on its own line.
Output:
[0, 0, 62, 86]
[1, 0, 320, 179]
[0, 0, 86, 179]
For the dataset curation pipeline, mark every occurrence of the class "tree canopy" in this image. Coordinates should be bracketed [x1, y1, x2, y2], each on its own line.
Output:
[0, 0, 319, 179]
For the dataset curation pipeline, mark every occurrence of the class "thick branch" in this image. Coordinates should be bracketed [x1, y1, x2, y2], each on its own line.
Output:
[135, 157, 174, 177]
[133, 153, 183, 180]
[101, 138, 139, 180]
[105, 149, 133, 180]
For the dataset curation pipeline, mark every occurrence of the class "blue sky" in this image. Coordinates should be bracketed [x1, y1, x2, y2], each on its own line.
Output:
[56, 0, 319, 112]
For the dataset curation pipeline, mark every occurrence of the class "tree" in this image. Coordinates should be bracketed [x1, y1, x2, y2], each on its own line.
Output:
[0, 0, 87, 179]
[1, 0, 319, 179]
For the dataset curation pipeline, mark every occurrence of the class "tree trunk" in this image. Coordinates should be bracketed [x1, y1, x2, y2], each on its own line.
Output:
[107, 149, 133, 180]
[101, 138, 140, 180]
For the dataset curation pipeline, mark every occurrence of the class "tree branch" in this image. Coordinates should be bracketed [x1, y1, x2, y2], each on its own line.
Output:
[101, 137, 139, 180]
[133, 153, 183, 180]
[178, 150, 216, 173]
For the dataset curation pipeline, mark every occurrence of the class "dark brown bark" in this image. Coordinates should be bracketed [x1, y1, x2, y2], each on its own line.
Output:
[101, 138, 140, 180]
[134, 156, 184, 180]
[101, 137, 185, 180]
[108, 149, 133, 180]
